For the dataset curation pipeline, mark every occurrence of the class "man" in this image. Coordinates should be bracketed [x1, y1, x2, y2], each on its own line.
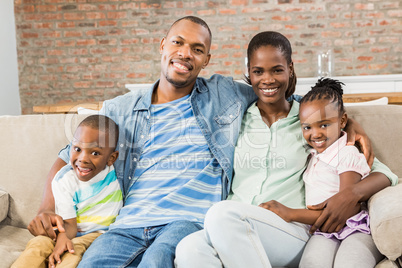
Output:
[29, 16, 256, 267]
[29, 16, 377, 267]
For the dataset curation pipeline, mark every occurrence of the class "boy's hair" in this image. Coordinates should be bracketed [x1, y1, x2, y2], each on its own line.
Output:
[245, 31, 297, 99]
[301, 77, 345, 114]
[78, 115, 119, 150]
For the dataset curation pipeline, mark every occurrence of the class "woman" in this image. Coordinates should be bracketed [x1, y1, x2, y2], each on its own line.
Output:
[175, 31, 396, 267]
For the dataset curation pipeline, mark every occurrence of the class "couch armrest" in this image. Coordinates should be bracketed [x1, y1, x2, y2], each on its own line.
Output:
[369, 180, 402, 261]
[0, 189, 9, 222]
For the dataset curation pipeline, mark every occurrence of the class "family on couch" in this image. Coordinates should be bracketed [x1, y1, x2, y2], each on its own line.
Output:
[15, 16, 398, 268]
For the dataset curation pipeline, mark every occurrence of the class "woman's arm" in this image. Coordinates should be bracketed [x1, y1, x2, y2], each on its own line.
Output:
[260, 171, 363, 227]
[27, 157, 67, 239]
[309, 171, 391, 234]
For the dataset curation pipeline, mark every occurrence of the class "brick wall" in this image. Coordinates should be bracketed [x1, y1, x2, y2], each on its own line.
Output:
[14, 0, 402, 114]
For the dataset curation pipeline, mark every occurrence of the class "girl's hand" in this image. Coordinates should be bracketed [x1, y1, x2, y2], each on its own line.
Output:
[307, 186, 360, 234]
[259, 200, 293, 222]
[344, 118, 374, 167]
[48, 233, 74, 268]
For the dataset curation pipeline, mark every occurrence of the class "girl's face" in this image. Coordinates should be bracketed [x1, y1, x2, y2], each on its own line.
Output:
[299, 99, 347, 153]
[248, 45, 293, 106]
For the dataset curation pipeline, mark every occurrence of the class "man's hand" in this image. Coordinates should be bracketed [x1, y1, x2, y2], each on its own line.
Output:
[259, 200, 293, 222]
[27, 212, 65, 240]
[308, 186, 360, 234]
[345, 118, 374, 167]
[48, 233, 74, 268]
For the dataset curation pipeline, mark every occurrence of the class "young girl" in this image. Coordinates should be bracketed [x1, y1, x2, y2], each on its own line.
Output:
[261, 77, 386, 267]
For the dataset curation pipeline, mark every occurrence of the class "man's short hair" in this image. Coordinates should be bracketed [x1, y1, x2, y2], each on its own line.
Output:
[167, 16, 212, 46]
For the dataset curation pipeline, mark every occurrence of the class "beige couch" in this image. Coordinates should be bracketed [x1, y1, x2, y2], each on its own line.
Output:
[1, 106, 401, 268]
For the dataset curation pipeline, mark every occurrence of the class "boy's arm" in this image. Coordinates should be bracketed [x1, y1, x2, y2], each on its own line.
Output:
[259, 200, 322, 225]
[27, 158, 67, 239]
[48, 218, 77, 268]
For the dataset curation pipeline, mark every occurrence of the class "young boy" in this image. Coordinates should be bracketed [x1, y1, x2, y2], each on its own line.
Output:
[12, 115, 122, 268]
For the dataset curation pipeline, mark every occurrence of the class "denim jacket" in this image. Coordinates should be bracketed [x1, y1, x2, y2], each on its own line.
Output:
[59, 74, 257, 199]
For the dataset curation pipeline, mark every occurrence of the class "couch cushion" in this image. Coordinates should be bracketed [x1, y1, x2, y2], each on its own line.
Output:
[0, 114, 87, 228]
[0, 225, 34, 268]
[376, 258, 402, 268]
[346, 105, 402, 178]
[369, 180, 402, 261]
[0, 189, 8, 222]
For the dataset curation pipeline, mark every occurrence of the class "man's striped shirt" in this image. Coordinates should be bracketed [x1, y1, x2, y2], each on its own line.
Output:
[110, 94, 222, 229]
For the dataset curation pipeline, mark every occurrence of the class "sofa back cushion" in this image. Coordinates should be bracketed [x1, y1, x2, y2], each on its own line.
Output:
[346, 104, 402, 178]
[0, 105, 401, 229]
[0, 114, 87, 228]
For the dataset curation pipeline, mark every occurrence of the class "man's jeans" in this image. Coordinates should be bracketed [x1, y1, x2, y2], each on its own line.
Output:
[78, 220, 202, 268]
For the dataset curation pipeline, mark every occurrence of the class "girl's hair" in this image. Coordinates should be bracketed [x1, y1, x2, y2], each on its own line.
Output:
[301, 77, 345, 114]
[245, 31, 297, 99]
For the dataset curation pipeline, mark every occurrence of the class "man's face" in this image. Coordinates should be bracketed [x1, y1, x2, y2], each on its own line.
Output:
[159, 19, 211, 89]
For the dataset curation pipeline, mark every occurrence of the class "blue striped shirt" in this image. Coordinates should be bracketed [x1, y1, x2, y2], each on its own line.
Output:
[110, 94, 222, 229]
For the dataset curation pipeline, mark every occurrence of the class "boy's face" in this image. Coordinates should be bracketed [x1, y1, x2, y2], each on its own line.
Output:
[70, 125, 118, 182]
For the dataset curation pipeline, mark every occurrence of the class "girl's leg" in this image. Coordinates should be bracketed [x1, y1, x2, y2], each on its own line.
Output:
[334, 233, 383, 268]
[175, 229, 223, 268]
[205, 200, 310, 268]
[11, 236, 55, 268]
[299, 235, 340, 268]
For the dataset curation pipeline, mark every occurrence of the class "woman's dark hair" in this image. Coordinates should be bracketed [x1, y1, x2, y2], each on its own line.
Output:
[245, 31, 297, 99]
[301, 77, 345, 114]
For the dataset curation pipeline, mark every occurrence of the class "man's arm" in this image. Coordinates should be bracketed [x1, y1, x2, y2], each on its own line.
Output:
[344, 117, 374, 166]
[27, 157, 67, 240]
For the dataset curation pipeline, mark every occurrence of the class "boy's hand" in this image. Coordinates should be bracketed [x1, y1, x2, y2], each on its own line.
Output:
[27, 212, 65, 240]
[259, 200, 293, 222]
[48, 233, 74, 268]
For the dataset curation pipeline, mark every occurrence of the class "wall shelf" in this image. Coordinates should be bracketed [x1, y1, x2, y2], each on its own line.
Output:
[126, 74, 402, 96]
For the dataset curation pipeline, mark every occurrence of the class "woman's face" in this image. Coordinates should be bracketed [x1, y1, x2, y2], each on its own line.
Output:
[248, 45, 292, 106]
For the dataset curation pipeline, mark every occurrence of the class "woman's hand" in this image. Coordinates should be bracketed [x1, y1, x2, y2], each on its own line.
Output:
[345, 117, 374, 167]
[307, 186, 360, 234]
